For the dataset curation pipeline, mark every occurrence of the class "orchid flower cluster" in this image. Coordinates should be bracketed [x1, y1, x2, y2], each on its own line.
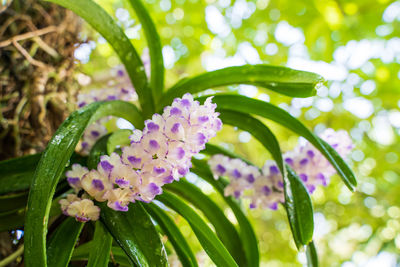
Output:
[60, 93, 222, 222]
[77, 67, 138, 155]
[208, 129, 354, 210]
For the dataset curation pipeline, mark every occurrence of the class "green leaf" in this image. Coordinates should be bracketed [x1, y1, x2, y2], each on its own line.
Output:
[0, 153, 40, 174]
[164, 180, 247, 266]
[0, 154, 40, 195]
[283, 166, 314, 248]
[306, 241, 319, 267]
[107, 129, 132, 155]
[46, 0, 154, 116]
[47, 217, 84, 267]
[0, 191, 28, 214]
[199, 94, 357, 191]
[24, 100, 142, 267]
[157, 191, 238, 267]
[72, 242, 131, 266]
[100, 202, 168, 267]
[218, 109, 284, 171]
[144, 203, 198, 267]
[87, 134, 112, 169]
[0, 210, 25, 232]
[159, 65, 323, 109]
[203, 143, 254, 166]
[190, 159, 259, 267]
[0, 153, 86, 195]
[87, 221, 113, 267]
[127, 0, 164, 100]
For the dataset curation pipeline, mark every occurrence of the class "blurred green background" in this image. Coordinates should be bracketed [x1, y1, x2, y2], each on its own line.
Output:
[75, 0, 400, 265]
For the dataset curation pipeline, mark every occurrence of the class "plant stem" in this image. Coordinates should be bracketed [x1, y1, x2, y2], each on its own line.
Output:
[0, 245, 24, 267]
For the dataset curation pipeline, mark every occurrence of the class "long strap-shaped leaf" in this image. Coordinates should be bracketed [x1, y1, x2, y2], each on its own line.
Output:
[144, 203, 198, 267]
[165, 180, 247, 266]
[306, 241, 319, 267]
[157, 192, 238, 267]
[46, 0, 155, 117]
[0, 152, 85, 195]
[24, 101, 142, 267]
[158, 65, 322, 109]
[0, 191, 28, 214]
[284, 166, 314, 248]
[87, 221, 113, 267]
[127, 0, 164, 100]
[215, 110, 314, 247]
[107, 129, 132, 155]
[190, 159, 259, 267]
[203, 143, 254, 166]
[199, 94, 357, 191]
[100, 202, 168, 267]
[219, 110, 284, 171]
[72, 242, 131, 266]
[47, 218, 84, 267]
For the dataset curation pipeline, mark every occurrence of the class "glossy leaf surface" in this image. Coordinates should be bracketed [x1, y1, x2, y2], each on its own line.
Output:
[165, 180, 246, 266]
[159, 65, 322, 109]
[157, 192, 238, 267]
[145, 203, 198, 267]
[47, 217, 84, 267]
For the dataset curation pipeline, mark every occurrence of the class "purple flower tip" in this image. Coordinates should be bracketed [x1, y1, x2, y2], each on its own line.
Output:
[269, 165, 279, 175]
[128, 156, 141, 165]
[247, 174, 255, 183]
[147, 122, 160, 132]
[114, 201, 129, 211]
[300, 158, 309, 166]
[269, 202, 278, 210]
[198, 116, 209, 123]
[107, 95, 117, 101]
[299, 174, 308, 182]
[232, 169, 241, 179]
[171, 123, 181, 134]
[154, 166, 166, 174]
[178, 167, 188, 176]
[67, 177, 80, 185]
[163, 175, 174, 184]
[76, 215, 90, 222]
[285, 157, 293, 165]
[115, 178, 129, 187]
[82, 142, 89, 149]
[216, 164, 226, 175]
[91, 130, 100, 137]
[307, 150, 315, 158]
[234, 191, 241, 199]
[177, 147, 185, 159]
[181, 99, 190, 107]
[149, 183, 162, 195]
[262, 186, 271, 196]
[307, 185, 316, 194]
[170, 107, 182, 115]
[197, 133, 207, 145]
[78, 102, 86, 108]
[149, 140, 160, 149]
[92, 179, 105, 191]
[101, 160, 114, 172]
